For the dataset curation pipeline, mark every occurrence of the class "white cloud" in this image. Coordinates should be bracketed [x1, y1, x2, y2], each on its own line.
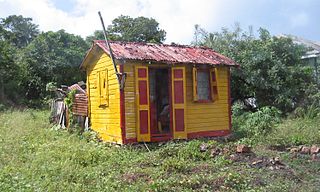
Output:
[0, 0, 230, 44]
[1, 0, 315, 43]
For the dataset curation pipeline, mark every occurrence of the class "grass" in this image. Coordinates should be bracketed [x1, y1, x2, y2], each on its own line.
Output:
[0, 109, 319, 191]
[266, 117, 320, 146]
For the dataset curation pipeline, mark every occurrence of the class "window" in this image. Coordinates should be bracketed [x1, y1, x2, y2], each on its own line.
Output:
[193, 67, 218, 102]
[197, 70, 210, 100]
[97, 69, 109, 106]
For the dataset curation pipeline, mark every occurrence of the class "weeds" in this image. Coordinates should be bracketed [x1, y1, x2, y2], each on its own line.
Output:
[266, 116, 320, 146]
[232, 105, 282, 140]
[0, 109, 319, 191]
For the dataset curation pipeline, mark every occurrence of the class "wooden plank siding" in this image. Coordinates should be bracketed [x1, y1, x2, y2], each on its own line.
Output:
[123, 64, 137, 140]
[86, 53, 122, 143]
[185, 65, 230, 134]
[123, 63, 230, 141]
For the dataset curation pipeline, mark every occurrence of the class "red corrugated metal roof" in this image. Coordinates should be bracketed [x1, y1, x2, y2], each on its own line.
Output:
[93, 40, 238, 67]
[68, 84, 86, 94]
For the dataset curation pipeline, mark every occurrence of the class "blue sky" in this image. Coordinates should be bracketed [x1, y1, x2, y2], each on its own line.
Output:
[0, 0, 319, 44]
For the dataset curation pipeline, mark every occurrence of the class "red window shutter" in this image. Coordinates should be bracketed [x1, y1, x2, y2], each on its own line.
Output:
[210, 68, 218, 101]
[172, 67, 187, 138]
[192, 67, 198, 101]
[136, 67, 150, 142]
[174, 81, 184, 104]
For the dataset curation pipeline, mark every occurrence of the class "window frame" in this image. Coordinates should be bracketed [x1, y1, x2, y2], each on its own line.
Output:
[195, 68, 212, 103]
[193, 67, 218, 103]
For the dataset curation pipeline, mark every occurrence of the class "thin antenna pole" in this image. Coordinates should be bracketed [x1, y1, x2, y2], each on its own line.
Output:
[98, 11, 119, 75]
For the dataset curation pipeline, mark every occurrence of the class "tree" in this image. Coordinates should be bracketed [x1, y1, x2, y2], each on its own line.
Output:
[85, 30, 105, 44]
[194, 25, 313, 113]
[19, 30, 89, 105]
[0, 40, 20, 103]
[86, 15, 166, 44]
[0, 15, 40, 105]
[0, 15, 39, 48]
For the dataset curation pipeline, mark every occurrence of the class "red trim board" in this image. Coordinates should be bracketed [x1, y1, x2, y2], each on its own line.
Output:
[227, 69, 232, 130]
[188, 130, 231, 139]
[120, 65, 126, 144]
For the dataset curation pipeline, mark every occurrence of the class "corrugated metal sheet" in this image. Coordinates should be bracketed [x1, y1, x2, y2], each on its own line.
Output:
[93, 40, 238, 66]
[69, 84, 86, 94]
[72, 93, 88, 116]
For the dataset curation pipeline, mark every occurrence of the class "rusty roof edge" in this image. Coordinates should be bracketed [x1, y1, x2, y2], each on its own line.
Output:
[91, 40, 240, 67]
[117, 58, 238, 67]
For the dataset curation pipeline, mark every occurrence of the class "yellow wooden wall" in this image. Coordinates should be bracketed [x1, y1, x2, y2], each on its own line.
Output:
[123, 63, 137, 140]
[123, 63, 230, 140]
[185, 65, 230, 133]
[86, 52, 122, 143]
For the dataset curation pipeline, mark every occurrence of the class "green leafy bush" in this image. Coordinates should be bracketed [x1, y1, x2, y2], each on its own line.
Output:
[233, 106, 281, 138]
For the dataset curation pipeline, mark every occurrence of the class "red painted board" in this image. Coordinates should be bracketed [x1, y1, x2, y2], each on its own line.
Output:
[213, 86, 218, 95]
[174, 81, 184, 104]
[211, 71, 216, 81]
[173, 69, 183, 78]
[174, 109, 185, 131]
[138, 68, 147, 78]
[138, 81, 148, 105]
[139, 110, 148, 134]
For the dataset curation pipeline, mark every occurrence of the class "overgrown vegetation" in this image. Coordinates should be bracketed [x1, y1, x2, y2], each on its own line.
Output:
[193, 24, 318, 113]
[232, 103, 320, 147]
[1, 14, 320, 191]
[0, 14, 166, 107]
[0, 110, 319, 191]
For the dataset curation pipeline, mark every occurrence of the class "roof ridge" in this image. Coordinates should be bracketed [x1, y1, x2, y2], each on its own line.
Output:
[93, 40, 213, 50]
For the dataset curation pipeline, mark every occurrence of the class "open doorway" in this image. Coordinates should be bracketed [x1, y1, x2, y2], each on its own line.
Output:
[149, 68, 171, 138]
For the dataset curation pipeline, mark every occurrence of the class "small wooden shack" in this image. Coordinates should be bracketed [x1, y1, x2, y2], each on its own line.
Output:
[50, 83, 88, 129]
[80, 41, 238, 144]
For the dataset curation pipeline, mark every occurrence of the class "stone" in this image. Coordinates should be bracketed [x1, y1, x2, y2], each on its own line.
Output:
[222, 147, 230, 155]
[290, 147, 299, 153]
[300, 146, 310, 154]
[210, 148, 221, 158]
[252, 159, 263, 165]
[199, 143, 208, 152]
[274, 157, 281, 163]
[229, 154, 237, 161]
[310, 145, 320, 154]
[236, 144, 251, 153]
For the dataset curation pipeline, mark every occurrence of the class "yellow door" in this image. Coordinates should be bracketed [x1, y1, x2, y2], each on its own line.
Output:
[171, 67, 187, 139]
[135, 66, 151, 142]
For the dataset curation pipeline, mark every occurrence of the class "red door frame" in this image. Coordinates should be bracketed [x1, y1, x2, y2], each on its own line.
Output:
[149, 67, 173, 142]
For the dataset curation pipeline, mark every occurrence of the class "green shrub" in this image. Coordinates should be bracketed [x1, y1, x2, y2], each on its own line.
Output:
[233, 106, 281, 138]
[293, 103, 320, 119]
[0, 104, 6, 111]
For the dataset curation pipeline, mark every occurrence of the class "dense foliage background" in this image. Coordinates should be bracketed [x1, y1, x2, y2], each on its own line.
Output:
[0, 15, 166, 107]
[192, 24, 320, 142]
[193, 24, 318, 113]
[1, 15, 319, 116]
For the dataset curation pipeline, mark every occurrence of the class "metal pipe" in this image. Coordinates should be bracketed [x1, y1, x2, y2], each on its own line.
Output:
[98, 11, 119, 76]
